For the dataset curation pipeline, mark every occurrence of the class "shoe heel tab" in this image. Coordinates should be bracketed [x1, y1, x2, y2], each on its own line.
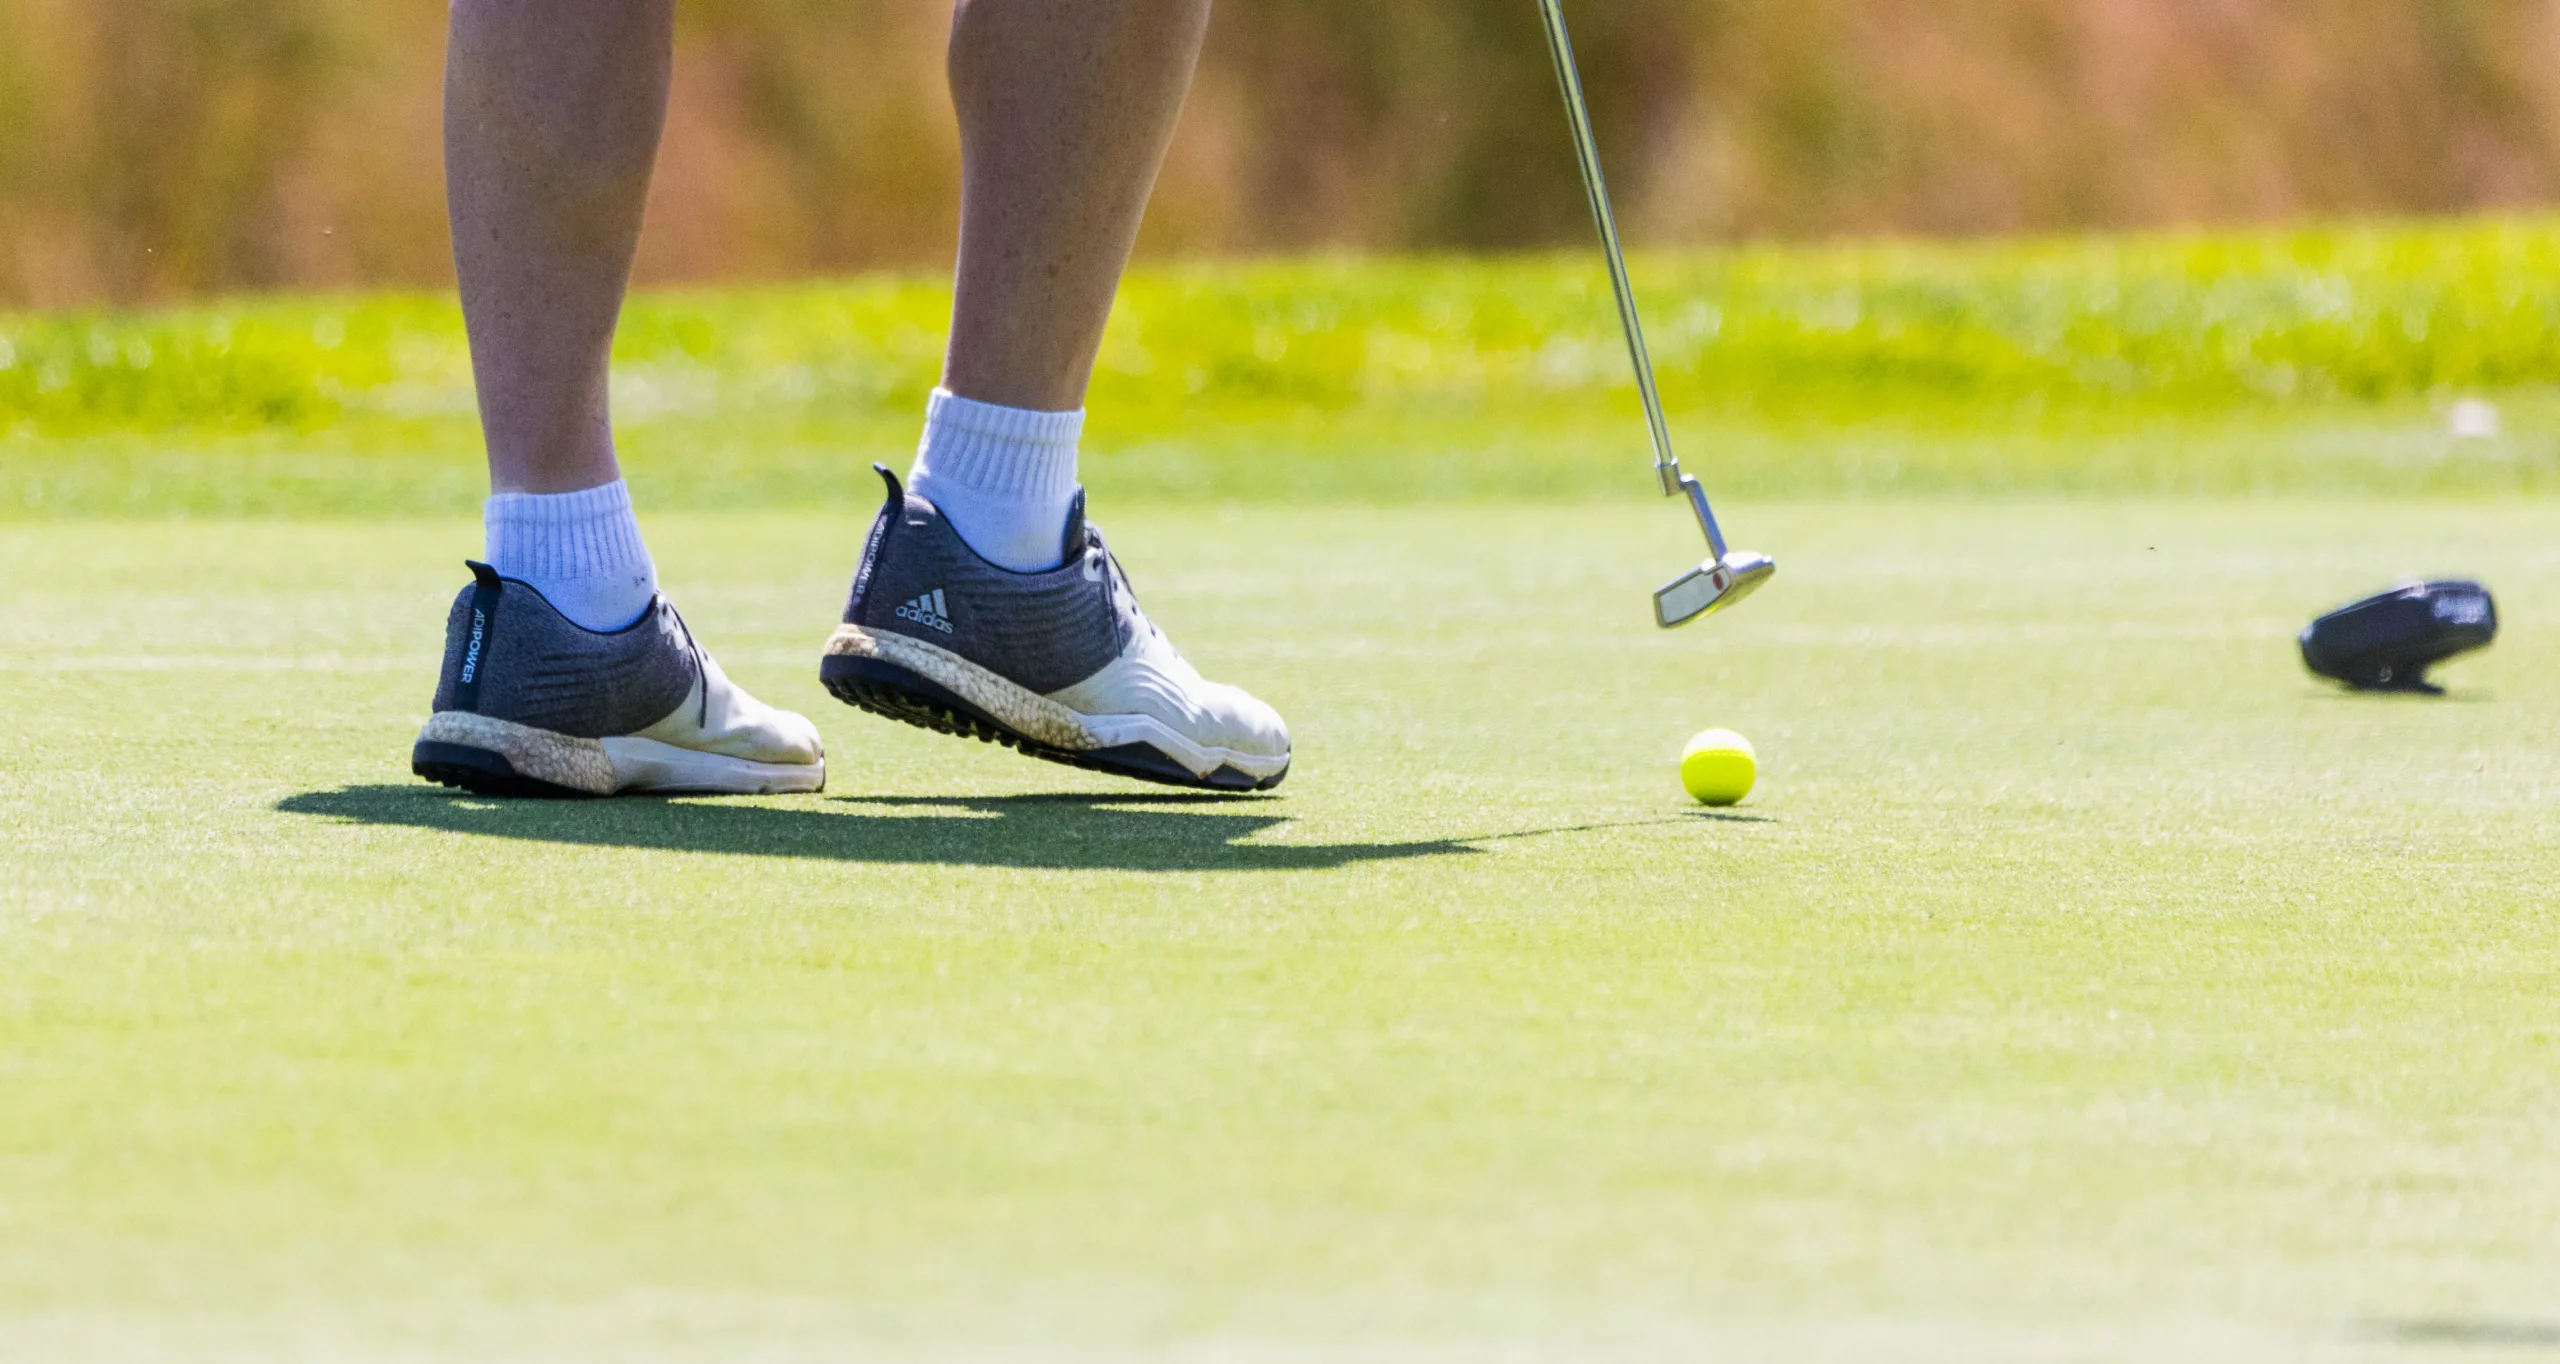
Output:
[451, 561, 506, 715]
[1060, 488, 1090, 560]
[845, 468, 906, 623]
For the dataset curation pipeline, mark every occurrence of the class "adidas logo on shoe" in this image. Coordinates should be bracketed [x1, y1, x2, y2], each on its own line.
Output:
[894, 588, 956, 635]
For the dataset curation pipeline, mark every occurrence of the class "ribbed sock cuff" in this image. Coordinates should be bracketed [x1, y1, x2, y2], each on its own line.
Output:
[483, 479, 658, 630]
[908, 388, 1085, 572]
[912, 388, 1083, 503]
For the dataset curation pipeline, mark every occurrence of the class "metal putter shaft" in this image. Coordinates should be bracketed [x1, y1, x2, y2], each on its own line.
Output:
[1534, 0, 1774, 628]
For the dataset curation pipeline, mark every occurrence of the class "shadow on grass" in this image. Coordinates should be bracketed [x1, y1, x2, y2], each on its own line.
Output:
[2363, 1319, 2560, 1349]
[279, 785, 1483, 873]
[2309, 687, 2496, 705]
[279, 787, 1765, 872]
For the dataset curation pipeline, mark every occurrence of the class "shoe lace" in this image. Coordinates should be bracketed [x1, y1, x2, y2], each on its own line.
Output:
[1083, 527, 1163, 648]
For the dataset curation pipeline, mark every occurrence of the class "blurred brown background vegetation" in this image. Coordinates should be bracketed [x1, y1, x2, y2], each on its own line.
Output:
[7, 0, 2560, 307]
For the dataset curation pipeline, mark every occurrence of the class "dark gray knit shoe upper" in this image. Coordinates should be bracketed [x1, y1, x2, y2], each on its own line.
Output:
[843, 468, 1129, 696]
[431, 563, 700, 738]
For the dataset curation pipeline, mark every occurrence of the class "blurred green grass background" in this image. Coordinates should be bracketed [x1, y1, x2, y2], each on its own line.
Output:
[9, 214, 2560, 516]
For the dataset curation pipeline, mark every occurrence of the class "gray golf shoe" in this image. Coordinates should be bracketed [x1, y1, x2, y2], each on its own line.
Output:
[413, 563, 826, 798]
[820, 467, 1289, 792]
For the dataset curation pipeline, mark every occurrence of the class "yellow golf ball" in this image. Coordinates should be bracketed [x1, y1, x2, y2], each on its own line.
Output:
[1679, 729, 1757, 806]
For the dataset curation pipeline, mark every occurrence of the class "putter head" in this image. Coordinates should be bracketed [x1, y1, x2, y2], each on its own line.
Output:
[1654, 550, 1776, 629]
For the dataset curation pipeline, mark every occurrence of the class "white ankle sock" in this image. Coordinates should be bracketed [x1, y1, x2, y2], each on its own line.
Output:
[907, 388, 1084, 573]
[482, 479, 659, 631]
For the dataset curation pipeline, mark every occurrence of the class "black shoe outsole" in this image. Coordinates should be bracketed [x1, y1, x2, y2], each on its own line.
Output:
[411, 740, 598, 800]
[820, 653, 1285, 794]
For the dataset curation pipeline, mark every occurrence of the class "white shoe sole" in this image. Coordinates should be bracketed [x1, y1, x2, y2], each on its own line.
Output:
[414, 712, 826, 797]
[821, 625, 1289, 791]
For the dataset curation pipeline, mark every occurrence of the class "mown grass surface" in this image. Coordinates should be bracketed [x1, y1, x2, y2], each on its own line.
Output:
[3, 502, 2555, 1360]
[9, 216, 2560, 514]
[6, 220, 2556, 1358]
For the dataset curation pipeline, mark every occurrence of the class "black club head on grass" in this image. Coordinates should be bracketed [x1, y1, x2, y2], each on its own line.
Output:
[2300, 579, 2498, 695]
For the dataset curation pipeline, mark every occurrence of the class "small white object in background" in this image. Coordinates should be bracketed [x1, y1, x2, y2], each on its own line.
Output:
[2448, 398, 2502, 441]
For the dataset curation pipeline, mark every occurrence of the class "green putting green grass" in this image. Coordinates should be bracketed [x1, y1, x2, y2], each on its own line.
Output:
[4, 498, 2554, 1360]
[6, 218, 2559, 1356]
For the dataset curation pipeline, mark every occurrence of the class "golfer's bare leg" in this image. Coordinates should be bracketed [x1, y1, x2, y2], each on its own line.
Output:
[942, 0, 1212, 411]
[834, 0, 1287, 794]
[425, 0, 823, 798]
[445, 0, 673, 495]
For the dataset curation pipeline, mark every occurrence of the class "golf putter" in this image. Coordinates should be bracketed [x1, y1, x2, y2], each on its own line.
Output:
[1535, 0, 1775, 628]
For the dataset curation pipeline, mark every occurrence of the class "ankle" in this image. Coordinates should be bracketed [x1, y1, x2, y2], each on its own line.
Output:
[907, 388, 1083, 572]
[483, 479, 659, 631]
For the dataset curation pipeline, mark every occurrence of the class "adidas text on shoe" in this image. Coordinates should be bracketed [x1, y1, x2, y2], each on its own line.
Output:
[820, 467, 1289, 793]
[413, 562, 827, 798]
[894, 589, 956, 634]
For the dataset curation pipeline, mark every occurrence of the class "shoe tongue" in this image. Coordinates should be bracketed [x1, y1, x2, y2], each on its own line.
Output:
[1060, 488, 1089, 561]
